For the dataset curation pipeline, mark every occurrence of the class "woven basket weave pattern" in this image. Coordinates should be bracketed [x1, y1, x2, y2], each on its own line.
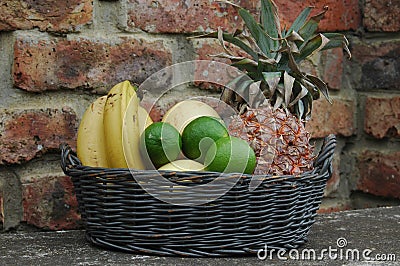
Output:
[61, 135, 336, 257]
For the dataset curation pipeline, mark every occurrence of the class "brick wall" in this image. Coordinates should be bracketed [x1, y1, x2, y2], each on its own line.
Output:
[0, 0, 399, 230]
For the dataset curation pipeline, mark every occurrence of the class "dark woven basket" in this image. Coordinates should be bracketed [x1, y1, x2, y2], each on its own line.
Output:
[61, 134, 336, 257]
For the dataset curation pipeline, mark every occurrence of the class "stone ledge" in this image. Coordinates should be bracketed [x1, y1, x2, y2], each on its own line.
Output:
[0, 206, 399, 265]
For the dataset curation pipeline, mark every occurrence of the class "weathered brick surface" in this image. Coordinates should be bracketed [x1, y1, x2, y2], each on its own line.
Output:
[320, 48, 344, 90]
[277, 0, 361, 32]
[364, 96, 400, 139]
[22, 175, 81, 230]
[0, 108, 78, 164]
[13, 34, 172, 93]
[306, 98, 356, 138]
[350, 40, 400, 91]
[127, 0, 259, 33]
[0, 0, 92, 32]
[127, 0, 359, 33]
[357, 150, 400, 199]
[364, 0, 400, 32]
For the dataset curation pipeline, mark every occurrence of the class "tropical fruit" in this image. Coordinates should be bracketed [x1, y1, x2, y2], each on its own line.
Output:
[77, 81, 153, 170]
[140, 122, 182, 168]
[158, 159, 205, 171]
[229, 107, 315, 175]
[103, 80, 146, 169]
[197, 0, 350, 175]
[77, 96, 109, 167]
[161, 100, 220, 133]
[181, 116, 229, 163]
[204, 136, 256, 174]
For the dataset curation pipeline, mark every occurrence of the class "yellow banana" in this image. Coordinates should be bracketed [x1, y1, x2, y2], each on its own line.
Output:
[103, 80, 133, 168]
[77, 96, 109, 168]
[104, 80, 146, 169]
[122, 93, 147, 170]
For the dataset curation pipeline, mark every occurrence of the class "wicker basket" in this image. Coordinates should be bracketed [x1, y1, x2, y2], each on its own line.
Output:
[61, 134, 336, 257]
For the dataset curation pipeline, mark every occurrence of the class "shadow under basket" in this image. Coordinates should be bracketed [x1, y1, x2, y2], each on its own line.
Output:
[61, 134, 336, 257]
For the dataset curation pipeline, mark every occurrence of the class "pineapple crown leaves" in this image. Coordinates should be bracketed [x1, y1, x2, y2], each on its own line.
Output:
[192, 0, 351, 120]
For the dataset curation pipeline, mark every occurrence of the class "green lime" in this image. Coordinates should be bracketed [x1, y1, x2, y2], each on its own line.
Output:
[140, 122, 182, 168]
[204, 136, 256, 174]
[181, 116, 228, 163]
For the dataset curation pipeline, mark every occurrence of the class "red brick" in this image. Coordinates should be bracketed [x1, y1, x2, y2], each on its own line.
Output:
[127, 0, 259, 33]
[350, 40, 400, 91]
[364, 0, 400, 32]
[22, 175, 81, 230]
[364, 96, 400, 139]
[0, 0, 92, 32]
[275, 0, 361, 32]
[13, 34, 172, 93]
[0, 108, 78, 164]
[357, 150, 400, 199]
[306, 98, 356, 138]
[320, 48, 344, 90]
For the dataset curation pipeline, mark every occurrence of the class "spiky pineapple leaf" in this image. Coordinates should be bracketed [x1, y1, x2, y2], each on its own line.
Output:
[231, 58, 259, 73]
[238, 8, 272, 58]
[321, 33, 351, 59]
[305, 92, 313, 119]
[192, 2, 351, 120]
[306, 74, 332, 103]
[286, 6, 313, 37]
[286, 31, 304, 42]
[273, 85, 284, 110]
[297, 6, 328, 47]
[210, 53, 249, 61]
[297, 33, 330, 62]
[289, 82, 309, 107]
[297, 98, 305, 119]
[283, 71, 295, 107]
[298, 92, 313, 120]
[192, 31, 258, 60]
[260, 0, 280, 56]
[225, 74, 252, 106]
[235, 79, 254, 103]
[301, 78, 320, 100]
[287, 50, 302, 76]
[262, 71, 281, 96]
[217, 27, 232, 55]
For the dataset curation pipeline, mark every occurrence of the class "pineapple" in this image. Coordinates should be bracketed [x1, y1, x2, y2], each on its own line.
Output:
[196, 0, 351, 175]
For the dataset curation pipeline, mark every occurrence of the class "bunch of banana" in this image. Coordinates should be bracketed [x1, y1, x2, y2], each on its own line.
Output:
[77, 80, 152, 169]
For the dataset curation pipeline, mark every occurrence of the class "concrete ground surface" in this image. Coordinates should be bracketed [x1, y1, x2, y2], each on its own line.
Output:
[1, 206, 399, 266]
